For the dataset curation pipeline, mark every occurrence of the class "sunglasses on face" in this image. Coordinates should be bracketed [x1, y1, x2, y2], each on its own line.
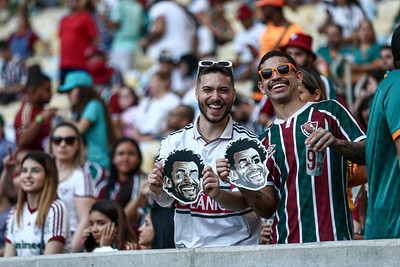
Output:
[198, 60, 233, 68]
[51, 136, 77, 146]
[258, 63, 297, 80]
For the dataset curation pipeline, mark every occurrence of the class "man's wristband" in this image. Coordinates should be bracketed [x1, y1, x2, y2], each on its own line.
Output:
[35, 114, 43, 123]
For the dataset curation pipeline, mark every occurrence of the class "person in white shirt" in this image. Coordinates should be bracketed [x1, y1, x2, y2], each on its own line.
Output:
[147, 60, 261, 248]
[4, 151, 71, 256]
[48, 122, 96, 252]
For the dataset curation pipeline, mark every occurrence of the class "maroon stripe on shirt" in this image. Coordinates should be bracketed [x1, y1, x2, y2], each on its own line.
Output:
[310, 113, 335, 241]
[281, 123, 300, 243]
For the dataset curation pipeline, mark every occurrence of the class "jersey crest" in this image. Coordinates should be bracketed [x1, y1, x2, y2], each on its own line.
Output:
[266, 144, 276, 158]
[301, 121, 318, 137]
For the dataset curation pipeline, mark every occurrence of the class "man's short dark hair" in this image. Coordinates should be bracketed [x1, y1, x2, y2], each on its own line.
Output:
[391, 25, 400, 69]
[197, 64, 234, 88]
[179, 105, 195, 123]
[225, 138, 267, 171]
[257, 50, 298, 81]
[163, 149, 205, 189]
[26, 65, 50, 90]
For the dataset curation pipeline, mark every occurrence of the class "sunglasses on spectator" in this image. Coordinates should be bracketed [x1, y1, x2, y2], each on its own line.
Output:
[51, 136, 77, 146]
[198, 60, 233, 68]
[258, 63, 297, 80]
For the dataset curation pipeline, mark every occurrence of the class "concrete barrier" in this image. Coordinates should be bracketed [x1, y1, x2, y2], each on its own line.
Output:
[1, 239, 399, 267]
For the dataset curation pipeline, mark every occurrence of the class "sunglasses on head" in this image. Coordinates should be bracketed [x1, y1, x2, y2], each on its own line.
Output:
[198, 60, 233, 68]
[51, 136, 77, 146]
[258, 63, 297, 80]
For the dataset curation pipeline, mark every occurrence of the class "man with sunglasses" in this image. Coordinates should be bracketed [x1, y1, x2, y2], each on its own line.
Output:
[147, 60, 261, 248]
[222, 50, 366, 244]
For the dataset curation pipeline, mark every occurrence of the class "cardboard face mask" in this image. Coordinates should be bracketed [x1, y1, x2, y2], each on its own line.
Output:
[224, 137, 269, 191]
[162, 149, 205, 204]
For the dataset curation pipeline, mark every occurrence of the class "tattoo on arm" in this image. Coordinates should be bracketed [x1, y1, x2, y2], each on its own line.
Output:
[332, 139, 366, 165]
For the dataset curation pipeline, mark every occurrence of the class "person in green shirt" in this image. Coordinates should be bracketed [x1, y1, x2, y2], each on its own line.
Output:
[365, 25, 400, 239]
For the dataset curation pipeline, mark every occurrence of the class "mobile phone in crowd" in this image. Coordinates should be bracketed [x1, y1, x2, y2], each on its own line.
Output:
[83, 233, 97, 252]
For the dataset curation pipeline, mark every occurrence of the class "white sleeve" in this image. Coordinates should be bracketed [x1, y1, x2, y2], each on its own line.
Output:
[4, 208, 16, 244]
[74, 169, 96, 198]
[45, 201, 70, 244]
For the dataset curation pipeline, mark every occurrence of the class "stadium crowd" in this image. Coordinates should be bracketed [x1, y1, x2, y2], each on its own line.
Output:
[0, 0, 400, 257]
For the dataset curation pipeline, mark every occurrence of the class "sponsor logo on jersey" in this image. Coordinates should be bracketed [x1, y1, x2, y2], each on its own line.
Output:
[15, 240, 44, 249]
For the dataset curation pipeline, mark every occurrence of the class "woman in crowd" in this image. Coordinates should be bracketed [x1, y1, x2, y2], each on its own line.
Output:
[298, 68, 328, 103]
[59, 70, 115, 171]
[351, 19, 382, 83]
[352, 69, 385, 123]
[83, 199, 137, 252]
[4, 151, 70, 256]
[118, 86, 139, 138]
[48, 122, 96, 252]
[138, 206, 175, 250]
[97, 138, 149, 225]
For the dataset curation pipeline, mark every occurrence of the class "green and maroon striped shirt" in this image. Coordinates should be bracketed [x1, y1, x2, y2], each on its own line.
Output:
[260, 100, 366, 244]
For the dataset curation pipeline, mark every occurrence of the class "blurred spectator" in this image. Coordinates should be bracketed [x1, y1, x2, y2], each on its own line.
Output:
[281, 33, 337, 100]
[162, 104, 194, 137]
[83, 0, 113, 54]
[138, 206, 175, 249]
[0, 147, 16, 257]
[0, 39, 28, 104]
[97, 138, 149, 225]
[4, 152, 70, 256]
[353, 183, 368, 239]
[352, 69, 385, 123]
[256, 0, 304, 58]
[83, 199, 137, 252]
[208, 0, 234, 46]
[191, 2, 215, 59]
[316, 23, 353, 79]
[380, 45, 395, 71]
[232, 94, 264, 135]
[0, 114, 16, 174]
[119, 86, 139, 137]
[365, 25, 400, 239]
[85, 47, 125, 139]
[59, 0, 98, 83]
[141, 0, 196, 62]
[8, 12, 40, 59]
[132, 71, 180, 142]
[319, 0, 365, 44]
[108, 0, 144, 74]
[14, 66, 56, 153]
[297, 67, 328, 103]
[59, 70, 115, 171]
[139, 50, 175, 95]
[85, 47, 124, 93]
[173, 54, 198, 96]
[350, 19, 381, 84]
[48, 122, 96, 253]
[233, 3, 265, 81]
[0, 0, 11, 24]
